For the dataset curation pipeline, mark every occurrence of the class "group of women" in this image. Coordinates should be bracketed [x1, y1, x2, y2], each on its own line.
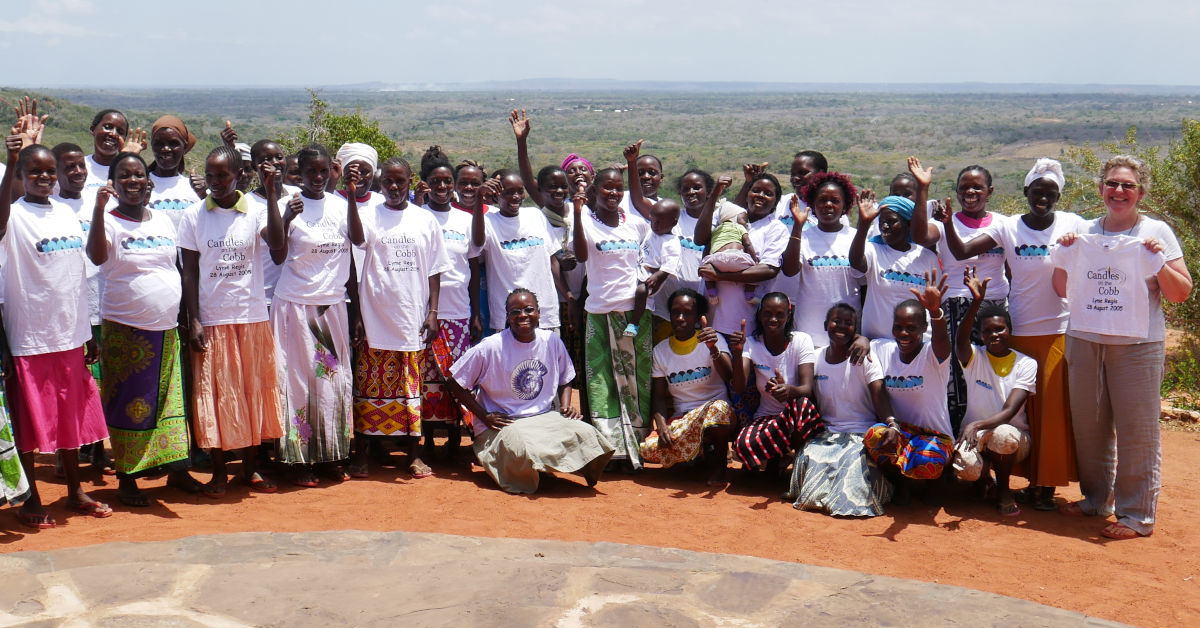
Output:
[0, 99, 1190, 542]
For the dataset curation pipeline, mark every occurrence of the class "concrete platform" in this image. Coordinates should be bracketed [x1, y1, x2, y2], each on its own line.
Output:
[0, 531, 1123, 627]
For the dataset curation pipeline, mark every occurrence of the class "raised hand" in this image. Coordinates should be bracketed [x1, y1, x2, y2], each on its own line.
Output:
[789, 194, 809, 225]
[284, 192, 304, 221]
[258, 161, 278, 191]
[963, 265, 990, 302]
[5, 132, 22, 160]
[714, 175, 733, 197]
[120, 127, 147, 154]
[907, 156, 933, 187]
[509, 109, 530, 140]
[857, 188, 879, 223]
[413, 180, 430, 206]
[623, 139, 643, 163]
[189, 168, 207, 199]
[932, 198, 952, 224]
[221, 120, 238, 147]
[14, 97, 47, 147]
[742, 162, 768, 182]
[96, 179, 116, 208]
[344, 163, 361, 197]
[727, 319, 747, 353]
[909, 268, 949, 312]
[697, 315, 719, 349]
[481, 178, 502, 206]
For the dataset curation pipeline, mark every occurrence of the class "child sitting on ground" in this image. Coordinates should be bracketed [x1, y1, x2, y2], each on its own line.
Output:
[950, 266, 1036, 517]
[699, 178, 759, 305]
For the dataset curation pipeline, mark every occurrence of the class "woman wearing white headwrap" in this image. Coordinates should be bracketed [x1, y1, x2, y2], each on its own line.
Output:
[940, 158, 1083, 511]
[335, 143, 382, 282]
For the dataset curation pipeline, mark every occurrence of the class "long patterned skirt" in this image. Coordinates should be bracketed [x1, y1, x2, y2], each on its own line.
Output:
[271, 298, 353, 464]
[863, 421, 952, 480]
[787, 431, 892, 517]
[639, 400, 733, 468]
[100, 322, 191, 477]
[733, 398, 823, 468]
[0, 373, 30, 504]
[585, 311, 652, 468]
[354, 344, 423, 437]
[421, 318, 475, 428]
[191, 322, 285, 451]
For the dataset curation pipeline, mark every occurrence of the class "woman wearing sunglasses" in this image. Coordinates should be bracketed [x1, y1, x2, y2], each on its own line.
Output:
[1051, 155, 1192, 539]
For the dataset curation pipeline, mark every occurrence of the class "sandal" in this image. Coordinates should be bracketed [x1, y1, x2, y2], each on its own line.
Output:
[16, 510, 56, 529]
[291, 473, 319, 488]
[1101, 522, 1148, 540]
[70, 500, 113, 518]
[1059, 501, 1088, 517]
[409, 462, 434, 479]
[348, 462, 370, 479]
[245, 474, 278, 494]
[998, 496, 1021, 517]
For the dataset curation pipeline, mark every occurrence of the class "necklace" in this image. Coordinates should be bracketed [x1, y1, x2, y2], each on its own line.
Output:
[1103, 214, 1138, 236]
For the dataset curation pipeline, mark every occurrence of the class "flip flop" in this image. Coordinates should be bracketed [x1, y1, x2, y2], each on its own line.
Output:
[291, 475, 319, 488]
[998, 498, 1021, 517]
[16, 510, 56, 529]
[70, 500, 113, 518]
[409, 463, 434, 479]
[245, 475, 278, 494]
[1059, 501, 1088, 517]
[348, 463, 370, 479]
[1101, 522, 1148, 540]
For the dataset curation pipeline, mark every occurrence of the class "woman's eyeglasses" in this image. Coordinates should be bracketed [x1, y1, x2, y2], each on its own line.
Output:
[1103, 180, 1140, 191]
[507, 306, 537, 316]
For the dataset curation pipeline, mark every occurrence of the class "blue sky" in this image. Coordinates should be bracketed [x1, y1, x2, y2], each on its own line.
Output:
[2, 0, 1198, 87]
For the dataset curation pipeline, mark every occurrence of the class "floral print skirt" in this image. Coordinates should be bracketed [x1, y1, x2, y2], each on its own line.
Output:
[271, 298, 352, 465]
[639, 400, 733, 468]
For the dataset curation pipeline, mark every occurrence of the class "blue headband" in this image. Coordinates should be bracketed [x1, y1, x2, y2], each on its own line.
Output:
[878, 195, 915, 221]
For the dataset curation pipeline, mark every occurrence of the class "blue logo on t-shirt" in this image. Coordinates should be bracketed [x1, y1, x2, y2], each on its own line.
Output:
[120, 235, 175, 250]
[443, 230, 468, 242]
[809, 255, 851, 268]
[510, 359, 548, 400]
[501, 237, 545, 251]
[1015, 244, 1050, 257]
[667, 366, 712, 384]
[35, 236, 85, 253]
[880, 269, 928, 286]
[815, 374, 829, 382]
[885, 375, 924, 389]
[974, 379, 994, 391]
[595, 239, 639, 252]
[150, 198, 192, 212]
[985, 246, 1004, 255]
[679, 237, 705, 253]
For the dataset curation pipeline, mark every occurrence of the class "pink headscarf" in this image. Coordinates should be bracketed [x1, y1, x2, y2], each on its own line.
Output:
[561, 153, 593, 174]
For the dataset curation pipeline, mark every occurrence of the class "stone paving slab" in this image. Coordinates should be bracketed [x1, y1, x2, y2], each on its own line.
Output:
[0, 531, 1125, 627]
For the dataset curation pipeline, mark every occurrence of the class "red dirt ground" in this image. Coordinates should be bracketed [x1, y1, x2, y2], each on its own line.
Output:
[4, 428, 1199, 627]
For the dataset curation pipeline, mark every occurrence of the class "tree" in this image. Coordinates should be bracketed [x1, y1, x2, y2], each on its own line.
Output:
[1064, 121, 1200, 333]
[278, 90, 399, 162]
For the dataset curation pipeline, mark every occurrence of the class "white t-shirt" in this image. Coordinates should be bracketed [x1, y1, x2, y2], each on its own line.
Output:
[0, 198, 92, 355]
[83, 154, 108, 193]
[1052, 231, 1167, 341]
[176, 198, 270, 326]
[984, 212, 1085, 336]
[245, 185, 301, 304]
[450, 328, 575, 436]
[961, 345, 1037, 433]
[479, 207, 561, 329]
[710, 213, 790, 335]
[573, 209, 649, 314]
[858, 240, 941, 340]
[652, 335, 730, 415]
[339, 190, 384, 283]
[676, 210, 716, 292]
[425, 205, 477, 321]
[813, 346, 884, 433]
[356, 204, 452, 352]
[56, 191, 110, 326]
[791, 225, 860, 347]
[931, 213, 1010, 300]
[98, 209, 181, 331]
[642, 230, 682, 320]
[272, 194, 351, 306]
[148, 173, 201, 229]
[618, 190, 657, 225]
[871, 338, 952, 435]
[743, 331, 816, 418]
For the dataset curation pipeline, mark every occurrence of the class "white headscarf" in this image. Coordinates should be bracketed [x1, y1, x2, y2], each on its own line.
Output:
[1023, 157, 1065, 191]
[336, 142, 379, 173]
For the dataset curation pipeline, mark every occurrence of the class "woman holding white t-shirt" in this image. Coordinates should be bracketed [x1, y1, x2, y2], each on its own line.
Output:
[270, 143, 364, 487]
[348, 158, 450, 480]
[638, 289, 736, 485]
[572, 169, 652, 470]
[1051, 155, 1192, 539]
[178, 145, 287, 496]
[940, 158, 1082, 511]
[1, 136, 109, 528]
